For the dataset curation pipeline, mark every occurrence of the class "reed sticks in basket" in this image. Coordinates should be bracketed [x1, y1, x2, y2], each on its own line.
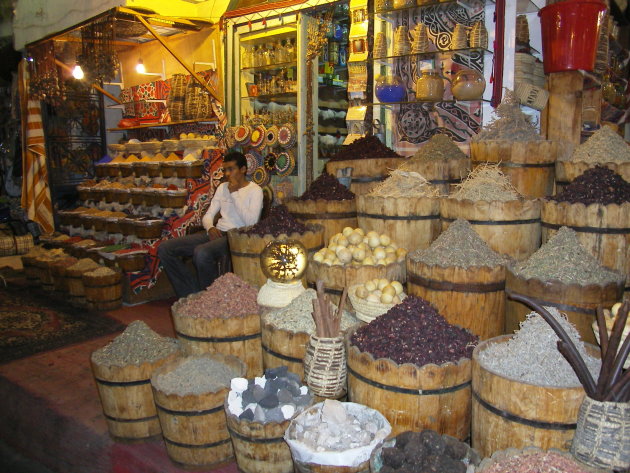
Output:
[311, 279, 347, 338]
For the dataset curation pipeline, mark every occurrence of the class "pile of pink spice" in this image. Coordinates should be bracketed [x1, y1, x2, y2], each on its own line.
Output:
[483, 451, 593, 473]
[176, 273, 259, 318]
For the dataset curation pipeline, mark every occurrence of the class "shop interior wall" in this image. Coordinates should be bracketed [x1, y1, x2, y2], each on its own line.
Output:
[116, 27, 224, 102]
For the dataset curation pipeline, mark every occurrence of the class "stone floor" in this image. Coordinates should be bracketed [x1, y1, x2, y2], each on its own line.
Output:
[0, 292, 239, 473]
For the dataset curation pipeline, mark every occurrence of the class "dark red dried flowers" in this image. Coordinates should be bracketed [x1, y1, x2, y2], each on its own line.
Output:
[551, 166, 630, 205]
[244, 205, 308, 237]
[299, 173, 355, 201]
[350, 296, 478, 366]
[328, 135, 402, 162]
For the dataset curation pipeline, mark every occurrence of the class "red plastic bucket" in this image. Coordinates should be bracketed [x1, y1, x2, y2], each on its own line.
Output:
[539, 0, 607, 74]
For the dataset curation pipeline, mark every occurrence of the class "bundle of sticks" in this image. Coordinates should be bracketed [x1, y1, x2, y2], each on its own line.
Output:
[509, 293, 630, 402]
[311, 279, 347, 338]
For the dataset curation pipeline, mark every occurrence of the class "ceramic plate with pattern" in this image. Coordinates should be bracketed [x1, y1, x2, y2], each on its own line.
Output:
[277, 124, 294, 148]
[264, 152, 277, 172]
[249, 125, 266, 148]
[245, 152, 258, 176]
[234, 125, 251, 145]
[252, 166, 270, 187]
[275, 150, 296, 177]
[265, 125, 279, 147]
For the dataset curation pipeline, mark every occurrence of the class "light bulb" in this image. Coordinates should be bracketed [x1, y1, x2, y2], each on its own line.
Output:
[136, 59, 146, 74]
[72, 64, 84, 80]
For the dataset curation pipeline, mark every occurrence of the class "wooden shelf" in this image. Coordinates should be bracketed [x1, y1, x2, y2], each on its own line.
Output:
[372, 47, 492, 63]
[108, 119, 218, 132]
[241, 61, 297, 72]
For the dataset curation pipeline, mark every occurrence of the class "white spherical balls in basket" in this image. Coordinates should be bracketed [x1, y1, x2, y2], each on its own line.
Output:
[348, 281, 405, 323]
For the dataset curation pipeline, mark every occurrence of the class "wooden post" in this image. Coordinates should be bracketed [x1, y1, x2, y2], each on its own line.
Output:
[54, 59, 122, 104]
[542, 71, 583, 159]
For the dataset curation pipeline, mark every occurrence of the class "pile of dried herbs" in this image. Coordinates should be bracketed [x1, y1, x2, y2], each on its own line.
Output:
[511, 226, 623, 286]
[409, 219, 505, 268]
[567, 125, 630, 163]
[472, 90, 541, 142]
[551, 166, 630, 205]
[402, 133, 467, 163]
[369, 170, 441, 198]
[452, 164, 521, 202]
[328, 135, 402, 161]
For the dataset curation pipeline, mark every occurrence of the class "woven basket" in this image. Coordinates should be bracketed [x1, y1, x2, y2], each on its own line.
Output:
[516, 15, 530, 44]
[184, 80, 212, 120]
[168, 74, 187, 122]
[515, 82, 549, 110]
[571, 396, 630, 470]
[348, 284, 405, 323]
[303, 335, 346, 398]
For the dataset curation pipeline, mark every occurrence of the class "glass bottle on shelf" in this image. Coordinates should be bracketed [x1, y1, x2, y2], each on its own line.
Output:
[267, 43, 275, 65]
[276, 40, 286, 63]
[287, 39, 296, 61]
[242, 46, 250, 68]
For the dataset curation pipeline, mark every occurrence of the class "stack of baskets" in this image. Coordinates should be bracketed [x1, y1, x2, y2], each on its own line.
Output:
[168, 74, 187, 122]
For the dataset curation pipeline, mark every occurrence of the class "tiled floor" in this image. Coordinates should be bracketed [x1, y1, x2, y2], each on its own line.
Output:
[0, 295, 238, 473]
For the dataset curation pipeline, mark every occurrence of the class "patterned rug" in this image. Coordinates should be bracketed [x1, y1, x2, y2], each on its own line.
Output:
[0, 286, 125, 363]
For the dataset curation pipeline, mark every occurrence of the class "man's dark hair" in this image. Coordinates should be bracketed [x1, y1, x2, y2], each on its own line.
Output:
[224, 151, 247, 170]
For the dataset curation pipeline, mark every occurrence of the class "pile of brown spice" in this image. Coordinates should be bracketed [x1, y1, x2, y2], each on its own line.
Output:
[84, 266, 117, 277]
[68, 258, 101, 272]
[511, 226, 623, 286]
[244, 205, 308, 237]
[328, 135, 402, 162]
[551, 166, 630, 205]
[565, 125, 630, 163]
[175, 272, 259, 318]
[91, 320, 178, 367]
[299, 173, 355, 201]
[410, 219, 505, 268]
[452, 164, 522, 202]
[472, 90, 541, 142]
[401, 133, 467, 164]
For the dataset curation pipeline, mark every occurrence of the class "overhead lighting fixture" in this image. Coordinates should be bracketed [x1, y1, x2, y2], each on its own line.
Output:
[135, 58, 166, 80]
[136, 58, 146, 74]
[72, 62, 84, 80]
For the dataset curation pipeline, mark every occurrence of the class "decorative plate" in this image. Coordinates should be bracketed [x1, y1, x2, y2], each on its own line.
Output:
[245, 152, 258, 176]
[252, 166, 270, 187]
[224, 127, 237, 148]
[277, 124, 294, 148]
[275, 150, 296, 177]
[250, 125, 266, 148]
[234, 125, 251, 145]
[264, 152, 277, 172]
[265, 125, 279, 147]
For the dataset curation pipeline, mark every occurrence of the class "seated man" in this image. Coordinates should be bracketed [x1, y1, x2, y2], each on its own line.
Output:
[158, 151, 263, 298]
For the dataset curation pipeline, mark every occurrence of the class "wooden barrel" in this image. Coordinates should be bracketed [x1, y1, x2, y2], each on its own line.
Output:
[555, 161, 630, 193]
[90, 350, 179, 439]
[406, 260, 506, 340]
[306, 259, 406, 304]
[66, 265, 94, 307]
[470, 140, 557, 198]
[50, 257, 78, 293]
[472, 335, 597, 457]
[505, 270, 625, 345]
[21, 255, 40, 286]
[83, 270, 123, 311]
[151, 354, 246, 468]
[261, 316, 310, 380]
[346, 342, 472, 439]
[171, 295, 263, 377]
[541, 200, 630, 297]
[228, 225, 324, 288]
[326, 157, 406, 196]
[402, 157, 470, 195]
[440, 198, 541, 261]
[226, 407, 294, 473]
[285, 198, 357, 244]
[356, 195, 441, 253]
[34, 258, 55, 292]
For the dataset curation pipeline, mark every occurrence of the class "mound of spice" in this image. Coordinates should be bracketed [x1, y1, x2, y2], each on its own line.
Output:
[328, 135, 402, 161]
[244, 205, 308, 237]
[350, 296, 478, 366]
[410, 219, 505, 268]
[84, 266, 118, 277]
[369, 170, 441, 198]
[472, 90, 541, 142]
[551, 166, 630, 205]
[478, 308, 600, 387]
[567, 125, 630, 163]
[92, 320, 178, 367]
[481, 450, 595, 473]
[176, 272, 258, 318]
[299, 173, 355, 201]
[68, 258, 100, 272]
[380, 430, 480, 473]
[403, 133, 467, 163]
[152, 355, 239, 396]
[227, 366, 312, 423]
[452, 164, 521, 202]
[263, 289, 357, 335]
[512, 226, 623, 286]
